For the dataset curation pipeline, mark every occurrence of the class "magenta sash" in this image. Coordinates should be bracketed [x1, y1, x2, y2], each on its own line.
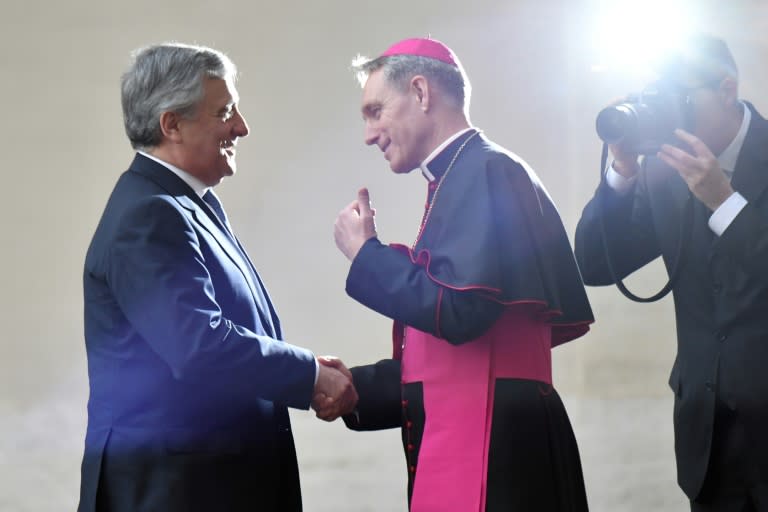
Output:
[400, 306, 552, 511]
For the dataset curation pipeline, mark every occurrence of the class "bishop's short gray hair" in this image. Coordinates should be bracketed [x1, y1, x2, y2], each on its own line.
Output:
[352, 53, 471, 112]
[121, 43, 237, 150]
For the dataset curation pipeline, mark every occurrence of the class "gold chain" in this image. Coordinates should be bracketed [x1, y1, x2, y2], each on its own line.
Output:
[412, 130, 480, 249]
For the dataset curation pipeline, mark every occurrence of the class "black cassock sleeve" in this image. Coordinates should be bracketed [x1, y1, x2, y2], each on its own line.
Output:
[345, 238, 503, 345]
[342, 359, 402, 431]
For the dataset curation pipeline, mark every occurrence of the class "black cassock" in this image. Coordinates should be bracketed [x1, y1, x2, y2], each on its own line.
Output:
[343, 130, 594, 511]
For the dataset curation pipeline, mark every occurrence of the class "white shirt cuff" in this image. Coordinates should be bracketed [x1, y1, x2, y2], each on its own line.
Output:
[313, 358, 319, 385]
[708, 192, 748, 236]
[605, 163, 637, 195]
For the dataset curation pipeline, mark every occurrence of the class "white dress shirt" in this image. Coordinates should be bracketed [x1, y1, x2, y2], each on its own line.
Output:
[138, 151, 209, 198]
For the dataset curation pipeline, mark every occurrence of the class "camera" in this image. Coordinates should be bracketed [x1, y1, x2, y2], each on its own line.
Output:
[595, 82, 691, 155]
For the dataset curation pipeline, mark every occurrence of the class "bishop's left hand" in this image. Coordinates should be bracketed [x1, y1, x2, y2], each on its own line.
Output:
[658, 129, 735, 211]
[334, 187, 377, 261]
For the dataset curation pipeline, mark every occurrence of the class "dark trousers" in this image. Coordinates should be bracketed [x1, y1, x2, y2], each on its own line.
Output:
[691, 401, 768, 511]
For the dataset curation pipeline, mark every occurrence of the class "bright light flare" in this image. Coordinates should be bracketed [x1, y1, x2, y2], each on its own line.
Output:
[590, 0, 698, 78]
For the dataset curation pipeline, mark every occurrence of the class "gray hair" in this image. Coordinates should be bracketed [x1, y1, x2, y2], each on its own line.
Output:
[352, 54, 471, 111]
[121, 43, 237, 150]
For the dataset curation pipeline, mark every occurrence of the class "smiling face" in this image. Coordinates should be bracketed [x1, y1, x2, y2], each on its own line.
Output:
[360, 68, 431, 173]
[176, 77, 250, 186]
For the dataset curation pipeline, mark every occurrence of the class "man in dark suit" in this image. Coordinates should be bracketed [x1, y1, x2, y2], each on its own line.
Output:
[575, 35, 768, 511]
[78, 43, 357, 512]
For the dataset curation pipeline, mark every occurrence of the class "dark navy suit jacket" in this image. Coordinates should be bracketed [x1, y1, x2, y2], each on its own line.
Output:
[78, 154, 315, 511]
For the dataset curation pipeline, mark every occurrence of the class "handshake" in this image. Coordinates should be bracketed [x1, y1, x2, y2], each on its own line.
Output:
[312, 356, 358, 421]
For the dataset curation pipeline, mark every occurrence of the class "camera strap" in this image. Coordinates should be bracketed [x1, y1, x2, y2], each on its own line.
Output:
[597, 143, 694, 303]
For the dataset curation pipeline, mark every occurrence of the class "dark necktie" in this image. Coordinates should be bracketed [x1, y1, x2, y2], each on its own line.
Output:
[202, 189, 233, 235]
[201, 189, 278, 337]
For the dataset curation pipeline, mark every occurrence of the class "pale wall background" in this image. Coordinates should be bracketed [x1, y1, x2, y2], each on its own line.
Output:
[1, 1, 767, 511]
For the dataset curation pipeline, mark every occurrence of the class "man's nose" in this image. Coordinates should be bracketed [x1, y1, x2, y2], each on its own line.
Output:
[364, 123, 378, 146]
[233, 110, 249, 138]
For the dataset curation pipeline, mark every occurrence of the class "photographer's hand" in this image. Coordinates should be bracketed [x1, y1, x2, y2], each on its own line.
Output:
[603, 97, 640, 178]
[609, 143, 640, 179]
[658, 129, 734, 211]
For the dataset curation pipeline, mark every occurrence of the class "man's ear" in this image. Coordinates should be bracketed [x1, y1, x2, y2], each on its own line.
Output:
[410, 75, 430, 112]
[718, 76, 738, 107]
[159, 111, 183, 143]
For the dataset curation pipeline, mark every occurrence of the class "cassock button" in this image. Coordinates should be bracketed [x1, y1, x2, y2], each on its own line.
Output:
[401, 399, 409, 408]
[409, 465, 416, 473]
[407, 443, 415, 452]
[406, 420, 413, 429]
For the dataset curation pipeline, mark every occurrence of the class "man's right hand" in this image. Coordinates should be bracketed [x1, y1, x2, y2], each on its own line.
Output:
[334, 188, 377, 261]
[610, 142, 641, 179]
[604, 97, 641, 179]
[312, 357, 358, 421]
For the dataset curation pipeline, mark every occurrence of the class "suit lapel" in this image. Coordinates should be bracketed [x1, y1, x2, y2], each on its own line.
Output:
[230, 238, 283, 339]
[128, 154, 278, 337]
[708, 104, 768, 259]
[187, 200, 279, 338]
[731, 103, 768, 203]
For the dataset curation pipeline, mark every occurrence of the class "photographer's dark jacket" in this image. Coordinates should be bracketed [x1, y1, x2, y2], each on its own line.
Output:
[575, 102, 768, 500]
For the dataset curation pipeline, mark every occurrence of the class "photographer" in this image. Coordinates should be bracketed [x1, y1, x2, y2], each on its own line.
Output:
[575, 34, 768, 510]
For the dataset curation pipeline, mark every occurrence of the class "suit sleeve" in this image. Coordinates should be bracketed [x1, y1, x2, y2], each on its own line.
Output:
[106, 196, 316, 409]
[716, 202, 768, 284]
[575, 173, 663, 286]
[342, 359, 402, 431]
[345, 239, 503, 345]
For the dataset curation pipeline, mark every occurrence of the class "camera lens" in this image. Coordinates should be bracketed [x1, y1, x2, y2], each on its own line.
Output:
[595, 82, 690, 155]
[596, 105, 637, 145]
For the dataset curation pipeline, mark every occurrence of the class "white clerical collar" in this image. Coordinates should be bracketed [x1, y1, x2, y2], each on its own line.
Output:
[419, 127, 475, 182]
[138, 151, 209, 198]
[717, 101, 750, 173]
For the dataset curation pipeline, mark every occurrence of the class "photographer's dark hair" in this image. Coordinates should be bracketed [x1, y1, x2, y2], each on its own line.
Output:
[654, 34, 738, 86]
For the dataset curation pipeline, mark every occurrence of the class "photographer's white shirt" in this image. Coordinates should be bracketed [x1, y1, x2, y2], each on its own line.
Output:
[605, 101, 750, 236]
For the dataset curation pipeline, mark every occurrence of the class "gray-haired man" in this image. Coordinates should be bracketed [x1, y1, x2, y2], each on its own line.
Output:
[78, 42, 356, 512]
